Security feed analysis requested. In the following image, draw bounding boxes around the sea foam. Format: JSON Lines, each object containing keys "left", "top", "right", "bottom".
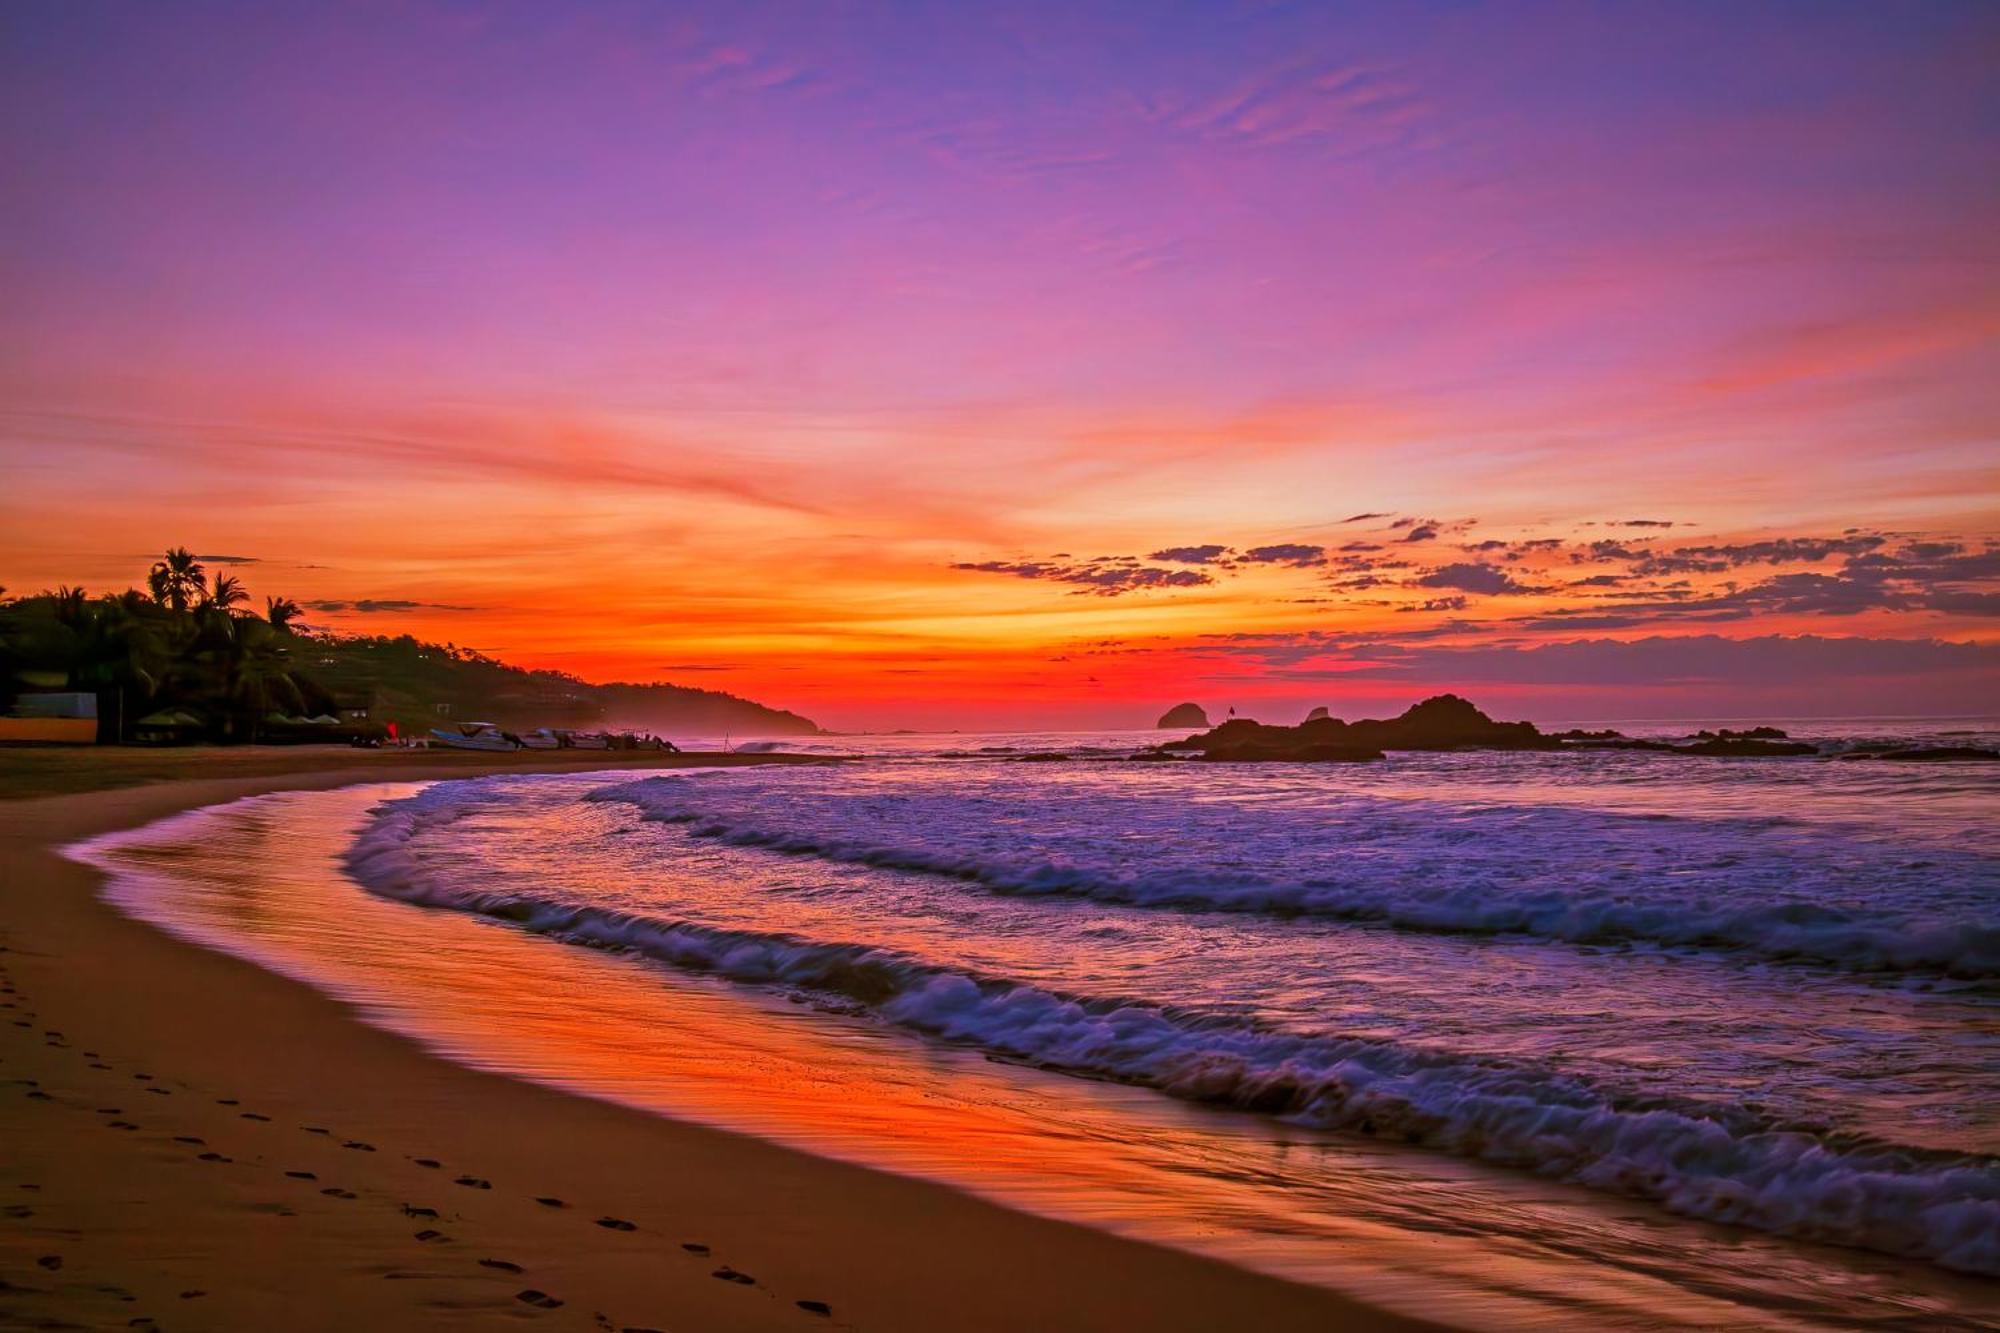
{"left": 346, "top": 779, "right": 2000, "bottom": 1275}
{"left": 588, "top": 774, "right": 2000, "bottom": 978}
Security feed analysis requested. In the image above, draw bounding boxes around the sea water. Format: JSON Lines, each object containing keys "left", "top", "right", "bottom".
{"left": 75, "top": 720, "right": 2000, "bottom": 1328}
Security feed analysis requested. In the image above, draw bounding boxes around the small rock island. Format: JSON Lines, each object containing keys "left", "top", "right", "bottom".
{"left": 1156, "top": 702, "right": 1210, "bottom": 729}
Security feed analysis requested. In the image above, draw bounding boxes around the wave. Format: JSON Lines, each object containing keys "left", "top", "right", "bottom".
{"left": 589, "top": 778, "right": 2000, "bottom": 980}
{"left": 347, "top": 782, "right": 2000, "bottom": 1275}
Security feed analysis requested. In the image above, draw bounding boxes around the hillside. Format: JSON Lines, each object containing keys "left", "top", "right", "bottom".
{"left": 300, "top": 635, "right": 821, "bottom": 737}
{"left": 0, "top": 561, "right": 819, "bottom": 742}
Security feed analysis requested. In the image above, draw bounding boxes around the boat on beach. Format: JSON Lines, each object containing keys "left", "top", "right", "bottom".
{"left": 517, "top": 728, "right": 563, "bottom": 750}
{"left": 429, "top": 722, "right": 520, "bottom": 752}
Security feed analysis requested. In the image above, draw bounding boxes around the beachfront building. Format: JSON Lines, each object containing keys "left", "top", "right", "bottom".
{"left": 0, "top": 691, "right": 98, "bottom": 744}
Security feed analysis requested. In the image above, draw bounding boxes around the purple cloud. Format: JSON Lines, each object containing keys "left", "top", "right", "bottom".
{"left": 1415, "top": 562, "right": 1528, "bottom": 595}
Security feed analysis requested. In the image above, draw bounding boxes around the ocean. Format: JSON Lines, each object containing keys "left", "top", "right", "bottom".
{"left": 73, "top": 719, "right": 2000, "bottom": 1328}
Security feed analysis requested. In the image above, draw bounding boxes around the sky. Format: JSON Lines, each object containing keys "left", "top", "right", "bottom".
{"left": 2, "top": 0, "right": 1996, "bottom": 729}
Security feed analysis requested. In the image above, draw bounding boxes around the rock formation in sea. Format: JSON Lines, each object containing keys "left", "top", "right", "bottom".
{"left": 1151, "top": 696, "right": 1976, "bottom": 763}
{"left": 1564, "top": 735, "right": 1818, "bottom": 757}
{"left": 1159, "top": 694, "right": 1555, "bottom": 762}
{"left": 1157, "top": 702, "right": 1210, "bottom": 729}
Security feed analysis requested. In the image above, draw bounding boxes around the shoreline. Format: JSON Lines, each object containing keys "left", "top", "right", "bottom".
{"left": 0, "top": 749, "right": 1434, "bottom": 1331}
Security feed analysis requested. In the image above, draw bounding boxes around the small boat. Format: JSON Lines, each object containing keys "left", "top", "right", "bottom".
{"left": 430, "top": 722, "right": 520, "bottom": 752}
{"left": 517, "top": 728, "right": 563, "bottom": 750}
{"left": 561, "top": 730, "right": 611, "bottom": 750}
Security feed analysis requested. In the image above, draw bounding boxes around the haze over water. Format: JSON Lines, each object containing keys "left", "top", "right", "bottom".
{"left": 78, "top": 721, "right": 2000, "bottom": 1329}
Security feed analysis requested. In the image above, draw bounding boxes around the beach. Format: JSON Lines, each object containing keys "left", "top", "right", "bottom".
{"left": 0, "top": 747, "right": 1428, "bottom": 1333}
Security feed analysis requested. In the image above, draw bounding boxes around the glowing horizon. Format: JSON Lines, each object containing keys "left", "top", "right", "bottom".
{"left": 3, "top": 1, "right": 1995, "bottom": 729}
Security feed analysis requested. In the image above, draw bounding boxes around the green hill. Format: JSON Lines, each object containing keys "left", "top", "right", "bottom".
{"left": 0, "top": 551, "right": 819, "bottom": 742}
{"left": 304, "top": 635, "right": 820, "bottom": 737}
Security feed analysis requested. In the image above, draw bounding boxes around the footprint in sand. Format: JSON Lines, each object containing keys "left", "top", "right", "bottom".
{"left": 796, "top": 1299, "right": 834, "bottom": 1316}
{"left": 413, "top": 1158, "right": 442, "bottom": 1168}
{"left": 241, "top": 1112, "right": 271, "bottom": 1122}
{"left": 402, "top": 1205, "right": 439, "bottom": 1220}
{"left": 711, "top": 1267, "right": 755, "bottom": 1286}
{"left": 285, "top": 1170, "right": 317, "bottom": 1180}
{"left": 36, "top": 1255, "right": 62, "bottom": 1271}
{"left": 515, "top": 1289, "right": 564, "bottom": 1309}
{"left": 454, "top": 1176, "right": 492, "bottom": 1190}
{"left": 479, "top": 1259, "right": 524, "bottom": 1273}
{"left": 413, "top": 1229, "right": 451, "bottom": 1243}
{"left": 173, "top": 1136, "right": 204, "bottom": 1145}
{"left": 320, "top": 1187, "right": 358, "bottom": 1200}
{"left": 594, "top": 1217, "right": 637, "bottom": 1232}
{"left": 679, "top": 1242, "right": 710, "bottom": 1255}
{"left": 534, "top": 1196, "right": 566, "bottom": 1209}
{"left": 343, "top": 1140, "right": 377, "bottom": 1151}
{"left": 197, "top": 1151, "right": 232, "bottom": 1163}
{"left": 302, "top": 1125, "right": 331, "bottom": 1135}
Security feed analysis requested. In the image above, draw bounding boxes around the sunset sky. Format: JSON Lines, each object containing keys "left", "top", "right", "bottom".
{"left": 3, "top": 1, "right": 1996, "bottom": 729}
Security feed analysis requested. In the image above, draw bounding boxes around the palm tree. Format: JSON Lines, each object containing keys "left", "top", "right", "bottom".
{"left": 229, "top": 620, "right": 305, "bottom": 739}
{"left": 52, "top": 585, "right": 90, "bottom": 626}
{"left": 149, "top": 547, "right": 206, "bottom": 613}
{"left": 265, "top": 595, "right": 302, "bottom": 633}
{"left": 208, "top": 573, "right": 248, "bottom": 613}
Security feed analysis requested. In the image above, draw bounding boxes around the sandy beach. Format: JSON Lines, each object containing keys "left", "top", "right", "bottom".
{"left": 0, "top": 748, "right": 1430, "bottom": 1332}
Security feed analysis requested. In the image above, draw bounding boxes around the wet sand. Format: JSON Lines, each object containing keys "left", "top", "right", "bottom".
{"left": 0, "top": 748, "right": 1432, "bottom": 1331}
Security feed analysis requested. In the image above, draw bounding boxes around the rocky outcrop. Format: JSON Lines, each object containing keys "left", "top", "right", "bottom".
{"left": 1344, "top": 695, "right": 1558, "bottom": 751}
{"left": 1183, "top": 720, "right": 1383, "bottom": 763}
{"left": 1159, "top": 694, "right": 1557, "bottom": 762}
{"left": 1157, "top": 702, "right": 1210, "bottom": 729}
{"left": 1564, "top": 736, "right": 1817, "bottom": 757}
{"left": 1674, "top": 737, "right": 1816, "bottom": 757}
{"left": 1304, "top": 706, "right": 1331, "bottom": 722}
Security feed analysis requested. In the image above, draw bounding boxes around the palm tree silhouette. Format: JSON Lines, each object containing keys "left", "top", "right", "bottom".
{"left": 149, "top": 548, "right": 207, "bottom": 613}
{"left": 265, "top": 596, "right": 302, "bottom": 633}
{"left": 207, "top": 573, "right": 249, "bottom": 613}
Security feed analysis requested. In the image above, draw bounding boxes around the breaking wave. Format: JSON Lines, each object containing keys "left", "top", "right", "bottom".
{"left": 347, "top": 781, "right": 2000, "bottom": 1275}
{"left": 589, "top": 776, "right": 2000, "bottom": 979}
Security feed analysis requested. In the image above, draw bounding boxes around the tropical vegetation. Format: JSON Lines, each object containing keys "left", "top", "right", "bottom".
{"left": 0, "top": 549, "right": 819, "bottom": 742}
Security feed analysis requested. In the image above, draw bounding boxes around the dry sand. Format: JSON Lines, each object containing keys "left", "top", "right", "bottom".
{"left": 0, "top": 748, "right": 1435, "bottom": 1331}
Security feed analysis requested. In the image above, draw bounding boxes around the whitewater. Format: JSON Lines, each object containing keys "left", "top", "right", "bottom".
{"left": 77, "top": 721, "right": 2000, "bottom": 1327}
